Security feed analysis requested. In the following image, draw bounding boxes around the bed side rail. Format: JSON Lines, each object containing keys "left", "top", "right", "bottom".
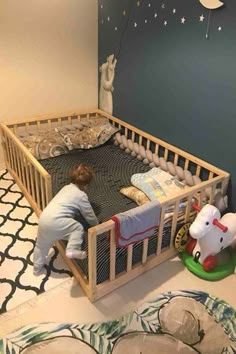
{"left": 4, "top": 110, "right": 99, "bottom": 132}
{"left": 0, "top": 123, "right": 52, "bottom": 215}
{"left": 96, "top": 109, "right": 230, "bottom": 197}
{"left": 87, "top": 174, "right": 224, "bottom": 301}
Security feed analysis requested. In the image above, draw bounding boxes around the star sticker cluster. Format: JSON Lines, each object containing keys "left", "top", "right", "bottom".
{"left": 99, "top": 0, "right": 223, "bottom": 35}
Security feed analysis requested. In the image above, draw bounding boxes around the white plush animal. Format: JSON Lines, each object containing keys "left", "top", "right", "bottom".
{"left": 188, "top": 204, "right": 236, "bottom": 270}
{"left": 99, "top": 54, "right": 117, "bottom": 114}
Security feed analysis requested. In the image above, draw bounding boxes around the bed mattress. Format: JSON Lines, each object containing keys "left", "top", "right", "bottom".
{"left": 40, "top": 143, "right": 174, "bottom": 284}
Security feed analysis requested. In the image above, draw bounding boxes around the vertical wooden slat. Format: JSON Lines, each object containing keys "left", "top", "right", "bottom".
{"left": 88, "top": 229, "right": 97, "bottom": 299}
{"left": 221, "top": 175, "right": 230, "bottom": 196}
{"left": 25, "top": 160, "right": 31, "bottom": 194}
{"left": 185, "top": 195, "right": 193, "bottom": 222}
{"left": 199, "top": 189, "right": 205, "bottom": 208}
{"left": 12, "top": 141, "right": 18, "bottom": 172}
{"left": 139, "top": 135, "right": 142, "bottom": 146}
{"left": 34, "top": 170, "right": 40, "bottom": 206}
{"left": 126, "top": 244, "right": 133, "bottom": 271}
{"left": 40, "top": 175, "right": 46, "bottom": 210}
{"left": 109, "top": 229, "right": 116, "bottom": 281}
{"left": 170, "top": 201, "right": 179, "bottom": 244}
{"left": 8, "top": 139, "right": 14, "bottom": 170}
{"left": 157, "top": 209, "right": 165, "bottom": 255}
{"left": 142, "top": 239, "right": 149, "bottom": 264}
{"left": 47, "top": 120, "right": 51, "bottom": 130}
{"left": 131, "top": 131, "right": 135, "bottom": 142}
{"left": 164, "top": 148, "right": 168, "bottom": 160}
{"left": 146, "top": 140, "right": 150, "bottom": 150}
{"left": 37, "top": 120, "right": 41, "bottom": 131}
{"left": 209, "top": 183, "right": 216, "bottom": 204}
{"left": 29, "top": 164, "right": 36, "bottom": 201}
{"left": 14, "top": 143, "right": 21, "bottom": 178}
{"left": 208, "top": 172, "right": 214, "bottom": 180}
{"left": 20, "top": 152, "right": 27, "bottom": 188}
{"left": 6, "top": 136, "right": 11, "bottom": 167}
{"left": 174, "top": 154, "right": 179, "bottom": 166}
{"left": 184, "top": 159, "right": 189, "bottom": 171}
{"left": 11, "top": 140, "right": 16, "bottom": 171}
{"left": 196, "top": 165, "right": 201, "bottom": 176}
{"left": 124, "top": 127, "right": 128, "bottom": 137}
{"left": 1, "top": 132, "right": 10, "bottom": 167}
{"left": 45, "top": 175, "right": 52, "bottom": 205}
{"left": 155, "top": 144, "right": 159, "bottom": 155}
{"left": 20, "top": 154, "right": 27, "bottom": 184}
{"left": 7, "top": 137, "right": 13, "bottom": 169}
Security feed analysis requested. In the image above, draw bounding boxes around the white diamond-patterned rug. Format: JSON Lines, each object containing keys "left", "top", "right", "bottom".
{"left": 0, "top": 170, "right": 72, "bottom": 314}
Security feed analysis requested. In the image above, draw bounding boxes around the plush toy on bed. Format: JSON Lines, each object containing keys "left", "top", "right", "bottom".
{"left": 186, "top": 204, "right": 236, "bottom": 272}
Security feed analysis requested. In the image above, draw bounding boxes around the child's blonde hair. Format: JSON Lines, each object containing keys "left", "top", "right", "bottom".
{"left": 69, "top": 164, "right": 94, "bottom": 187}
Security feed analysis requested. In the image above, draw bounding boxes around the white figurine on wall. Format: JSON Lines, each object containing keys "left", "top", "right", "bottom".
{"left": 99, "top": 54, "right": 117, "bottom": 115}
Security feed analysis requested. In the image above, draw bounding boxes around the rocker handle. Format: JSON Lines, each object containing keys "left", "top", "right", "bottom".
{"left": 192, "top": 203, "right": 201, "bottom": 212}
{"left": 192, "top": 203, "right": 228, "bottom": 233}
{"left": 213, "top": 219, "right": 228, "bottom": 233}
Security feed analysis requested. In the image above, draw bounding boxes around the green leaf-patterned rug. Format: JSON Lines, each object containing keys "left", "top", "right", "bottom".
{"left": 0, "top": 290, "right": 235, "bottom": 354}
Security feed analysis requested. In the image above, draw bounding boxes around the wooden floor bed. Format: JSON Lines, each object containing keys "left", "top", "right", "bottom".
{"left": 0, "top": 109, "right": 230, "bottom": 302}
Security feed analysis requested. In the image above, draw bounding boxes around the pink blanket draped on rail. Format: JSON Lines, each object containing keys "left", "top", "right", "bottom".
{"left": 111, "top": 201, "right": 161, "bottom": 247}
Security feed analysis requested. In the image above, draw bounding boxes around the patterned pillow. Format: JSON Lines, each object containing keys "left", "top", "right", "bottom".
{"left": 120, "top": 186, "right": 183, "bottom": 215}
{"left": 120, "top": 186, "right": 150, "bottom": 205}
{"left": 18, "top": 117, "right": 119, "bottom": 160}
{"left": 131, "top": 168, "right": 187, "bottom": 201}
{"left": 70, "top": 122, "right": 119, "bottom": 149}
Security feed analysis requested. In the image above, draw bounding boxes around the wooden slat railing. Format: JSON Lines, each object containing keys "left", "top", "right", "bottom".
{"left": 0, "top": 108, "right": 230, "bottom": 302}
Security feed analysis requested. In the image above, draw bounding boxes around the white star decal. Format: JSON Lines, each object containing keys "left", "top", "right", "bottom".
{"left": 134, "top": 22, "right": 138, "bottom": 28}
{"left": 115, "top": 27, "right": 118, "bottom": 31}
{"left": 164, "top": 20, "right": 167, "bottom": 26}
{"left": 148, "top": 3, "right": 151, "bottom": 7}
{"left": 101, "top": 4, "right": 103, "bottom": 9}
{"left": 200, "top": 15, "right": 205, "bottom": 22}
{"left": 101, "top": 19, "right": 104, "bottom": 25}
{"left": 107, "top": 16, "right": 110, "bottom": 22}
{"left": 154, "top": 13, "right": 158, "bottom": 18}
{"left": 218, "top": 26, "right": 222, "bottom": 31}
{"left": 161, "top": 3, "right": 165, "bottom": 9}
{"left": 181, "top": 17, "right": 186, "bottom": 24}
{"left": 145, "top": 19, "right": 148, "bottom": 23}
{"left": 173, "top": 9, "right": 176, "bottom": 14}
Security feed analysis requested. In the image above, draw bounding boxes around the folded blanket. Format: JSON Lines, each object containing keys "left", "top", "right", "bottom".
{"left": 111, "top": 200, "right": 161, "bottom": 247}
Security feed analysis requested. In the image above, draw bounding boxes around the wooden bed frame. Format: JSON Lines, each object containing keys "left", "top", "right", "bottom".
{"left": 0, "top": 109, "right": 230, "bottom": 302}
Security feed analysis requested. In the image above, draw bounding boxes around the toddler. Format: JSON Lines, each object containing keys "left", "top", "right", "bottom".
{"left": 33, "top": 163, "right": 99, "bottom": 275}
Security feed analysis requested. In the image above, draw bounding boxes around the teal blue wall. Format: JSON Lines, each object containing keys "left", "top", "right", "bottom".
{"left": 99, "top": 0, "right": 236, "bottom": 211}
